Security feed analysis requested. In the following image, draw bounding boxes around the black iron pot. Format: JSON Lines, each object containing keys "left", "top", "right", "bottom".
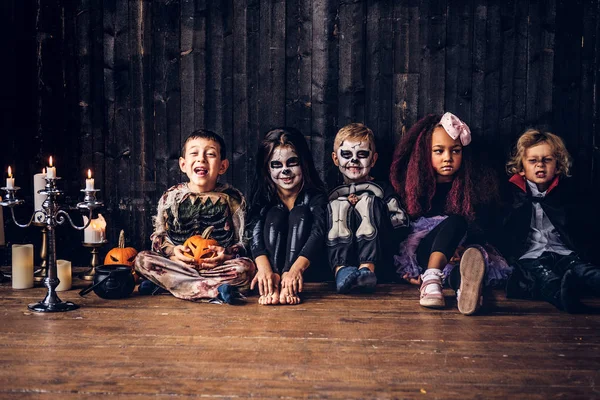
{"left": 79, "top": 264, "right": 135, "bottom": 299}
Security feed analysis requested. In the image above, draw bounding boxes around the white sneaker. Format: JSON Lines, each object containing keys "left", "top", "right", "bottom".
{"left": 420, "top": 269, "right": 445, "bottom": 308}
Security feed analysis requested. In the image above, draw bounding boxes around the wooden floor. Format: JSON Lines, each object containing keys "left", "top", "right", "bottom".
{"left": 1, "top": 269, "right": 600, "bottom": 399}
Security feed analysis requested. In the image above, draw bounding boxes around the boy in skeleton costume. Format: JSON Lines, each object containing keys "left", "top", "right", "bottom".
{"left": 328, "top": 123, "right": 409, "bottom": 293}
{"left": 134, "top": 130, "right": 255, "bottom": 303}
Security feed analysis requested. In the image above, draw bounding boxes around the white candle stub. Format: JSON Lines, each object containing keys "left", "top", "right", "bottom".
{"left": 85, "top": 169, "right": 94, "bottom": 190}
{"left": 12, "top": 244, "right": 34, "bottom": 289}
{"left": 0, "top": 196, "right": 4, "bottom": 247}
{"left": 47, "top": 156, "right": 56, "bottom": 179}
{"left": 56, "top": 259, "right": 72, "bottom": 291}
{"left": 6, "top": 166, "right": 14, "bottom": 189}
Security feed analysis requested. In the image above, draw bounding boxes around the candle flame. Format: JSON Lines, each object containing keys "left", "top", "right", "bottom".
{"left": 87, "top": 169, "right": 92, "bottom": 179}
{"left": 49, "top": 156, "right": 53, "bottom": 167}
{"left": 42, "top": 168, "right": 46, "bottom": 174}
{"left": 7, "top": 166, "right": 12, "bottom": 178}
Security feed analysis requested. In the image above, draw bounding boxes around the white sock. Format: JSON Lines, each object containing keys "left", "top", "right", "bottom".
{"left": 421, "top": 269, "right": 443, "bottom": 295}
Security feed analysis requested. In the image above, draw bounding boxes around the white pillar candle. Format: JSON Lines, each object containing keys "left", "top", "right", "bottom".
{"left": 83, "top": 214, "right": 106, "bottom": 243}
{"left": 12, "top": 244, "right": 34, "bottom": 289}
{"left": 56, "top": 259, "right": 72, "bottom": 291}
{"left": 33, "top": 171, "right": 47, "bottom": 212}
{"left": 0, "top": 196, "right": 4, "bottom": 247}
{"left": 6, "top": 167, "right": 14, "bottom": 189}
{"left": 85, "top": 169, "right": 94, "bottom": 190}
{"left": 46, "top": 157, "right": 56, "bottom": 179}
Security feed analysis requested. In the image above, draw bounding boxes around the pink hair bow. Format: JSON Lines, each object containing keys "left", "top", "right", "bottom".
{"left": 439, "top": 112, "right": 471, "bottom": 146}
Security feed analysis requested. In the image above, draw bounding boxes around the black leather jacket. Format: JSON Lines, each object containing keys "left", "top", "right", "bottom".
{"left": 249, "top": 188, "right": 327, "bottom": 263}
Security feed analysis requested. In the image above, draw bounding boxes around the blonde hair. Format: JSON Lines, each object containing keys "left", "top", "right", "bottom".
{"left": 506, "top": 128, "right": 572, "bottom": 177}
{"left": 333, "top": 123, "right": 376, "bottom": 152}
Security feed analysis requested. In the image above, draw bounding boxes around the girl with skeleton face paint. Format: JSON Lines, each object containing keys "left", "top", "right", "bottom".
{"left": 248, "top": 128, "right": 329, "bottom": 306}
{"left": 269, "top": 146, "right": 303, "bottom": 195}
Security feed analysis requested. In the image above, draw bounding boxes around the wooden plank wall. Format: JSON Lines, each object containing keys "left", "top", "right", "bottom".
{"left": 0, "top": 0, "right": 599, "bottom": 263}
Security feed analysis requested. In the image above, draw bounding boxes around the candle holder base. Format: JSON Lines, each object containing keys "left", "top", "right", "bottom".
{"left": 33, "top": 270, "right": 47, "bottom": 283}
{"left": 79, "top": 241, "right": 106, "bottom": 281}
{"left": 28, "top": 300, "right": 79, "bottom": 313}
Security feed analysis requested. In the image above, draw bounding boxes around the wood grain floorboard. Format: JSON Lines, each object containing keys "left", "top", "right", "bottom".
{"left": 1, "top": 268, "right": 599, "bottom": 399}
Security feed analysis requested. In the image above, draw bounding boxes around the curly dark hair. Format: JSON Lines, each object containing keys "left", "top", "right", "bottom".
{"left": 390, "top": 114, "right": 499, "bottom": 221}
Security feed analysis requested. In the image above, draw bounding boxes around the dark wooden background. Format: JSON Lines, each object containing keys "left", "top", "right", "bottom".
{"left": 0, "top": 0, "right": 599, "bottom": 265}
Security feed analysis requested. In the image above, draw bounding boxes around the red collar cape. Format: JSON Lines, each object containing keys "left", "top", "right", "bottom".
{"left": 509, "top": 174, "right": 559, "bottom": 194}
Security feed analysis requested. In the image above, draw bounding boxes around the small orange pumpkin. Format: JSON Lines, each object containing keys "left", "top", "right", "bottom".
{"left": 183, "top": 226, "right": 219, "bottom": 262}
{"left": 104, "top": 230, "right": 138, "bottom": 267}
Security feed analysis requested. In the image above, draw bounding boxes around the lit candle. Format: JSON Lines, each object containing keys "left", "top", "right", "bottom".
{"left": 84, "top": 214, "right": 106, "bottom": 243}
{"left": 0, "top": 195, "right": 4, "bottom": 247}
{"left": 6, "top": 166, "right": 14, "bottom": 189}
{"left": 85, "top": 169, "right": 95, "bottom": 190}
{"left": 12, "top": 244, "right": 34, "bottom": 289}
{"left": 34, "top": 169, "right": 47, "bottom": 212}
{"left": 56, "top": 259, "right": 72, "bottom": 291}
{"left": 46, "top": 157, "right": 56, "bottom": 179}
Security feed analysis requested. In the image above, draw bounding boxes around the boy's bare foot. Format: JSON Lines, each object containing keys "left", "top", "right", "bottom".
{"left": 279, "top": 285, "right": 301, "bottom": 305}
{"left": 258, "top": 274, "right": 281, "bottom": 306}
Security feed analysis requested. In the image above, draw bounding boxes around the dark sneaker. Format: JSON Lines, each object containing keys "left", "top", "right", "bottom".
{"left": 138, "top": 280, "right": 167, "bottom": 296}
{"left": 335, "top": 266, "right": 360, "bottom": 294}
{"left": 356, "top": 268, "right": 377, "bottom": 292}
{"left": 217, "top": 283, "right": 242, "bottom": 305}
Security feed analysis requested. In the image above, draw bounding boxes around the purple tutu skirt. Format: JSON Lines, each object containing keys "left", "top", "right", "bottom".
{"left": 394, "top": 216, "right": 512, "bottom": 287}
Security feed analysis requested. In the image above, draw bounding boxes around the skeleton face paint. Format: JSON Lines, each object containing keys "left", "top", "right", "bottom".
{"left": 269, "top": 146, "right": 303, "bottom": 194}
{"left": 335, "top": 140, "right": 374, "bottom": 183}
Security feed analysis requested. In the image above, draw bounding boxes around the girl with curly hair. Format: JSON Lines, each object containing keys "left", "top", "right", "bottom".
{"left": 390, "top": 113, "right": 511, "bottom": 314}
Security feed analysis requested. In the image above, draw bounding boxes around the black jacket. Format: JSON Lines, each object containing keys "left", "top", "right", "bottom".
{"left": 248, "top": 188, "right": 327, "bottom": 264}
{"left": 497, "top": 174, "right": 597, "bottom": 264}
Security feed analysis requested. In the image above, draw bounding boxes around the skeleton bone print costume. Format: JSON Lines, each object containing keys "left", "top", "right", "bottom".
{"left": 327, "top": 181, "right": 409, "bottom": 276}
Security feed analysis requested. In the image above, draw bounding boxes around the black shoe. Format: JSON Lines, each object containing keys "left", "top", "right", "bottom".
{"left": 560, "top": 270, "right": 584, "bottom": 313}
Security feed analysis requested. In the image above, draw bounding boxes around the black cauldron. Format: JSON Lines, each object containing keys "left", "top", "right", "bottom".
{"left": 79, "top": 264, "right": 135, "bottom": 299}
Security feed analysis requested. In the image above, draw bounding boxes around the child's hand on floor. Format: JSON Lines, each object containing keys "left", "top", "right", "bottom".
{"left": 171, "top": 245, "right": 196, "bottom": 264}
{"left": 197, "top": 245, "right": 233, "bottom": 269}
{"left": 251, "top": 268, "right": 278, "bottom": 296}
{"left": 402, "top": 273, "right": 422, "bottom": 286}
{"left": 281, "top": 268, "right": 303, "bottom": 296}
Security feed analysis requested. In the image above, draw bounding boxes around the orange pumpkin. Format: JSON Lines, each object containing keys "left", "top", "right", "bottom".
{"left": 104, "top": 230, "right": 138, "bottom": 267}
{"left": 183, "top": 226, "right": 219, "bottom": 262}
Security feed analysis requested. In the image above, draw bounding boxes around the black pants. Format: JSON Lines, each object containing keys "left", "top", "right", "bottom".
{"left": 415, "top": 215, "right": 467, "bottom": 290}
{"left": 416, "top": 215, "right": 467, "bottom": 269}
{"left": 508, "top": 252, "right": 600, "bottom": 308}
{"left": 263, "top": 205, "right": 328, "bottom": 281}
{"left": 326, "top": 196, "right": 387, "bottom": 271}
